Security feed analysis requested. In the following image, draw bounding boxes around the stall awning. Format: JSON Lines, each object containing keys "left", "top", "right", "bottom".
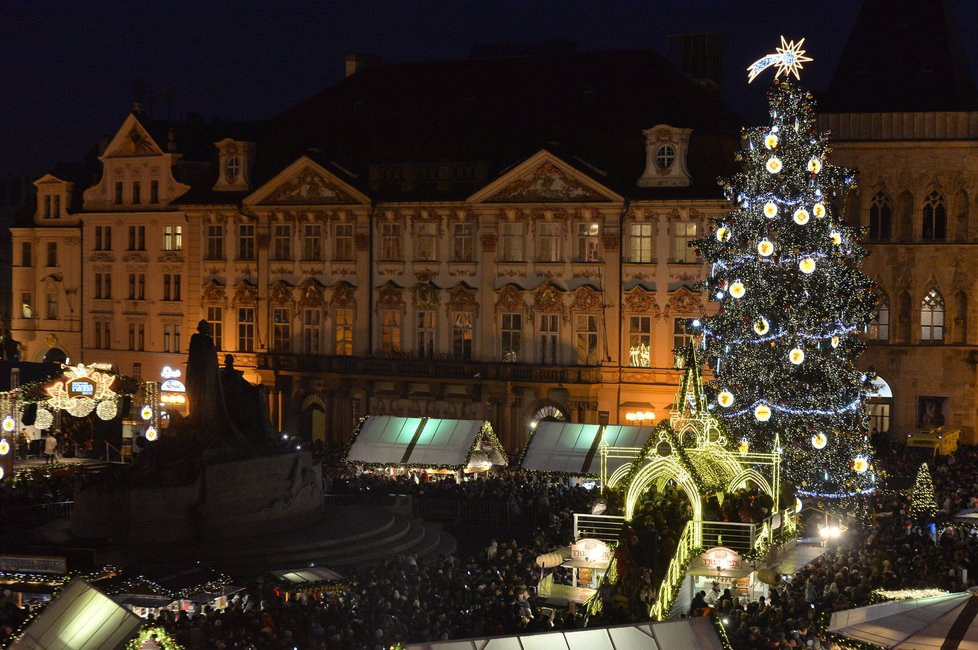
{"left": 405, "top": 618, "right": 723, "bottom": 649}
{"left": 346, "top": 416, "right": 506, "bottom": 469}
{"left": 270, "top": 567, "right": 346, "bottom": 585}
{"left": 520, "top": 422, "right": 655, "bottom": 476}
{"left": 11, "top": 579, "right": 142, "bottom": 650}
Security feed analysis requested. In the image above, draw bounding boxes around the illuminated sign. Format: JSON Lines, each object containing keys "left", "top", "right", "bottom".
{"left": 160, "top": 379, "right": 186, "bottom": 393}
{"left": 701, "top": 546, "right": 743, "bottom": 571}
{"left": 69, "top": 379, "right": 95, "bottom": 397}
{"left": 570, "top": 538, "right": 612, "bottom": 564}
{"left": 161, "top": 366, "right": 182, "bottom": 379}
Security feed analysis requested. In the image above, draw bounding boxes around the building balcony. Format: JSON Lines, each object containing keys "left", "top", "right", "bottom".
{"left": 256, "top": 352, "right": 604, "bottom": 384}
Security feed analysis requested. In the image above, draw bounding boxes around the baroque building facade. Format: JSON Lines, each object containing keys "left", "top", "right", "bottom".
{"left": 10, "top": 47, "right": 740, "bottom": 452}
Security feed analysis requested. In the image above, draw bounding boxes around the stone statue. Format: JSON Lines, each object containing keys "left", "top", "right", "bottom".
{"left": 186, "top": 320, "right": 250, "bottom": 449}
{"left": 221, "top": 354, "right": 274, "bottom": 445}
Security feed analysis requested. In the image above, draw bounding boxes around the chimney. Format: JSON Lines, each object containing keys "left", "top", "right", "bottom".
{"left": 345, "top": 53, "right": 382, "bottom": 77}
{"left": 667, "top": 33, "right": 721, "bottom": 91}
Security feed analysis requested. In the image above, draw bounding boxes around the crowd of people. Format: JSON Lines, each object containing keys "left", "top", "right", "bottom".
{"left": 5, "top": 443, "right": 978, "bottom": 648}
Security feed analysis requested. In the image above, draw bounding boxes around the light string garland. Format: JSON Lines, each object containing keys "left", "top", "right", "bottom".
{"left": 694, "top": 41, "right": 876, "bottom": 496}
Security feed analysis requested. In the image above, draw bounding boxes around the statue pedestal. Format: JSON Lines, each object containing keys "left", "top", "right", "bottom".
{"left": 71, "top": 452, "right": 324, "bottom": 544}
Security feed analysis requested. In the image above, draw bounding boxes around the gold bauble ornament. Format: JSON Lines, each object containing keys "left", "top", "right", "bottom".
{"left": 757, "top": 238, "right": 775, "bottom": 257}
{"left": 808, "top": 157, "right": 822, "bottom": 174}
{"left": 799, "top": 257, "right": 816, "bottom": 274}
{"left": 766, "top": 157, "right": 783, "bottom": 174}
{"left": 765, "top": 134, "right": 779, "bottom": 149}
{"left": 813, "top": 202, "right": 826, "bottom": 218}
{"left": 830, "top": 231, "right": 842, "bottom": 246}
{"left": 793, "top": 208, "right": 810, "bottom": 225}
{"left": 754, "top": 403, "right": 772, "bottom": 422}
{"left": 789, "top": 347, "right": 805, "bottom": 364}
{"left": 853, "top": 456, "right": 869, "bottom": 474}
{"left": 718, "top": 389, "right": 735, "bottom": 408}
{"left": 729, "top": 281, "right": 746, "bottom": 299}
{"left": 716, "top": 226, "right": 731, "bottom": 242}
{"left": 812, "top": 433, "right": 827, "bottom": 449}
{"left": 763, "top": 202, "right": 778, "bottom": 218}
{"left": 753, "top": 317, "right": 770, "bottom": 335}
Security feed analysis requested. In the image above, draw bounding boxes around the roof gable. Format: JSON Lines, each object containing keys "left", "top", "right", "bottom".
{"left": 245, "top": 156, "right": 370, "bottom": 206}
{"left": 468, "top": 150, "right": 622, "bottom": 203}
{"left": 101, "top": 113, "right": 165, "bottom": 158}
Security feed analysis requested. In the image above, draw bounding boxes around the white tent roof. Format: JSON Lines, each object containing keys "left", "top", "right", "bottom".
{"left": 347, "top": 416, "right": 502, "bottom": 468}
{"left": 828, "top": 589, "right": 978, "bottom": 649}
{"left": 520, "top": 422, "right": 654, "bottom": 475}
{"left": 269, "top": 567, "right": 346, "bottom": 584}
{"left": 11, "top": 579, "right": 143, "bottom": 650}
{"left": 405, "top": 618, "right": 722, "bottom": 650}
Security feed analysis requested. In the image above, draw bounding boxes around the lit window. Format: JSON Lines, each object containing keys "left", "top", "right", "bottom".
{"left": 499, "top": 222, "right": 524, "bottom": 262}
{"left": 334, "top": 307, "right": 353, "bottom": 355}
{"left": 538, "top": 222, "right": 561, "bottom": 262}
{"left": 868, "top": 292, "right": 890, "bottom": 341}
{"left": 206, "top": 307, "right": 224, "bottom": 350}
{"left": 673, "top": 222, "right": 698, "bottom": 263}
{"left": 629, "top": 316, "right": 652, "bottom": 367}
{"left": 629, "top": 223, "right": 654, "bottom": 263}
{"left": 452, "top": 312, "right": 473, "bottom": 360}
{"left": 577, "top": 222, "right": 600, "bottom": 262}
{"left": 501, "top": 313, "right": 522, "bottom": 362}
{"left": 920, "top": 289, "right": 945, "bottom": 342}
{"left": 238, "top": 308, "right": 255, "bottom": 352}
{"left": 163, "top": 225, "right": 183, "bottom": 251}
{"left": 273, "top": 308, "right": 291, "bottom": 351}
{"left": 381, "top": 310, "right": 401, "bottom": 353}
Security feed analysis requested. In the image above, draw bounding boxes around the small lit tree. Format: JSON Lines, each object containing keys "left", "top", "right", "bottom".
{"left": 909, "top": 463, "right": 938, "bottom": 521}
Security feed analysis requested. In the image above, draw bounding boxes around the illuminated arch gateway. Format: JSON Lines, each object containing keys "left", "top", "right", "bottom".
{"left": 602, "top": 344, "right": 783, "bottom": 548}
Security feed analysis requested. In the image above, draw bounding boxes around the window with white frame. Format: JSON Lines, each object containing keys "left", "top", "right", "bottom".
{"left": 238, "top": 223, "right": 255, "bottom": 260}
{"left": 499, "top": 222, "right": 524, "bottom": 262}
{"left": 672, "top": 222, "right": 698, "bottom": 262}
{"left": 576, "top": 314, "right": 599, "bottom": 365}
{"left": 206, "top": 224, "right": 224, "bottom": 260}
{"left": 452, "top": 312, "right": 473, "bottom": 360}
{"left": 452, "top": 222, "right": 474, "bottom": 261}
{"left": 238, "top": 308, "right": 255, "bottom": 352}
{"left": 629, "top": 223, "right": 654, "bottom": 263}
{"left": 539, "top": 313, "right": 559, "bottom": 364}
{"left": 207, "top": 306, "right": 223, "bottom": 350}
{"left": 334, "top": 223, "right": 354, "bottom": 261}
{"left": 272, "top": 308, "right": 291, "bottom": 351}
{"left": 303, "top": 223, "right": 322, "bottom": 261}
{"left": 577, "top": 222, "right": 600, "bottom": 262}
{"left": 381, "top": 309, "right": 401, "bottom": 353}
{"left": 380, "top": 223, "right": 401, "bottom": 261}
{"left": 273, "top": 223, "right": 292, "bottom": 260}
{"left": 501, "top": 313, "right": 522, "bottom": 362}
{"left": 162, "top": 273, "right": 182, "bottom": 301}
{"left": 416, "top": 310, "right": 435, "bottom": 358}
{"left": 921, "top": 289, "right": 945, "bottom": 342}
{"left": 416, "top": 222, "right": 437, "bottom": 261}
{"left": 537, "top": 222, "right": 562, "bottom": 262}
{"left": 163, "top": 225, "right": 183, "bottom": 251}
{"left": 334, "top": 307, "right": 353, "bottom": 355}
{"left": 628, "top": 316, "right": 652, "bottom": 367}
{"left": 302, "top": 308, "right": 321, "bottom": 354}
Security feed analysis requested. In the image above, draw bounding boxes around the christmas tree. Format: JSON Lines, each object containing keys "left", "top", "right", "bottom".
{"left": 909, "top": 463, "right": 938, "bottom": 521}
{"left": 695, "top": 38, "right": 876, "bottom": 495}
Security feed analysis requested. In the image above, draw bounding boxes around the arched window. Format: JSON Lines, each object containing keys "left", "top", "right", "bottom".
{"left": 955, "top": 189, "right": 969, "bottom": 242}
{"left": 869, "top": 191, "right": 892, "bottom": 241}
{"left": 922, "top": 191, "right": 946, "bottom": 241}
{"left": 920, "top": 289, "right": 945, "bottom": 342}
{"left": 868, "top": 291, "right": 890, "bottom": 341}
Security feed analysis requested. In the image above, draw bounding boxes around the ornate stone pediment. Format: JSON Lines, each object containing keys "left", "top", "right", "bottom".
{"left": 624, "top": 286, "right": 660, "bottom": 318}
{"left": 413, "top": 282, "right": 440, "bottom": 310}
{"left": 232, "top": 281, "right": 259, "bottom": 307}
{"left": 298, "top": 279, "right": 326, "bottom": 307}
{"left": 270, "top": 281, "right": 294, "bottom": 306}
{"left": 261, "top": 166, "right": 358, "bottom": 204}
{"left": 484, "top": 161, "right": 606, "bottom": 203}
{"left": 201, "top": 280, "right": 226, "bottom": 304}
{"left": 664, "top": 286, "right": 702, "bottom": 317}
{"left": 496, "top": 284, "right": 526, "bottom": 313}
{"left": 533, "top": 281, "right": 565, "bottom": 313}
{"left": 572, "top": 286, "right": 602, "bottom": 312}
{"left": 447, "top": 283, "right": 478, "bottom": 316}
{"left": 377, "top": 282, "right": 405, "bottom": 311}
{"left": 331, "top": 282, "right": 356, "bottom": 307}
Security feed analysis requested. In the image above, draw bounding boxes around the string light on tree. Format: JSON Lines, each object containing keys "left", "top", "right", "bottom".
{"left": 909, "top": 463, "right": 938, "bottom": 521}
{"left": 695, "top": 36, "right": 876, "bottom": 495}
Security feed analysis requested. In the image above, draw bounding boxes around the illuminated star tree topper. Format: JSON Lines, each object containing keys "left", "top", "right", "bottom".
{"left": 747, "top": 36, "right": 814, "bottom": 84}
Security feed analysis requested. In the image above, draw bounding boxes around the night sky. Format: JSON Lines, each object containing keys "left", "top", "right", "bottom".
{"left": 3, "top": 0, "right": 977, "bottom": 175}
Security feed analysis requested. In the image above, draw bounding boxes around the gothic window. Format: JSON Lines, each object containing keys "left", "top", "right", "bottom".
{"left": 922, "top": 191, "right": 946, "bottom": 241}
{"left": 920, "top": 289, "right": 945, "bottom": 342}
{"left": 868, "top": 291, "right": 890, "bottom": 342}
{"left": 869, "top": 191, "right": 892, "bottom": 241}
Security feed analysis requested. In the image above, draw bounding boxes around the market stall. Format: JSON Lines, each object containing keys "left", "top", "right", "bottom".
{"left": 535, "top": 538, "right": 613, "bottom": 607}
{"left": 267, "top": 566, "right": 348, "bottom": 601}
{"left": 519, "top": 422, "right": 654, "bottom": 476}
{"left": 346, "top": 416, "right": 506, "bottom": 474}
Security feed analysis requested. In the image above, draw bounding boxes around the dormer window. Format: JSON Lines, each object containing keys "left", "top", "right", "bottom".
{"left": 213, "top": 139, "right": 254, "bottom": 192}
{"left": 655, "top": 145, "right": 676, "bottom": 170}
{"left": 638, "top": 124, "right": 692, "bottom": 188}
{"left": 226, "top": 156, "right": 241, "bottom": 181}
{"left": 33, "top": 175, "right": 73, "bottom": 221}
